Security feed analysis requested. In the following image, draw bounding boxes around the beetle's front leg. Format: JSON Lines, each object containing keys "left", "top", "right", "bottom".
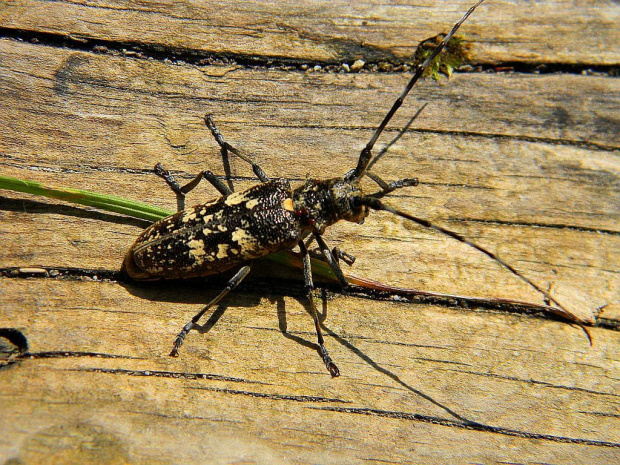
{"left": 169, "top": 264, "right": 252, "bottom": 357}
{"left": 366, "top": 172, "right": 419, "bottom": 199}
{"left": 299, "top": 241, "right": 340, "bottom": 377}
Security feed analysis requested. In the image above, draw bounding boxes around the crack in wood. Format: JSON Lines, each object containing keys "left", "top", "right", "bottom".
{"left": 74, "top": 366, "right": 266, "bottom": 385}
{"left": 190, "top": 385, "right": 350, "bottom": 403}
{"left": 0, "top": 27, "right": 617, "bottom": 76}
{"left": 1, "top": 266, "right": 616, "bottom": 332}
{"left": 310, "top": 406, "right": 620, "bottom": 448}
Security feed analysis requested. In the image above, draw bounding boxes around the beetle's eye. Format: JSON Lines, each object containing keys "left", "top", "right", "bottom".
{"left": 351, "top": 196, "right": 362, "bottom": 210}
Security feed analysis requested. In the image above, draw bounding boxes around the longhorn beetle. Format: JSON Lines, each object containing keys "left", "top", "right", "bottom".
{"left": 122, "top": 0, "right": 577, "bottom": 377}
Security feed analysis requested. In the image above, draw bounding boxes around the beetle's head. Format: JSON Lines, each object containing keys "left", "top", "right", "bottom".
{"left": 292, "top": 178, "right": 369, "bottom": 233}
{"left": 329, "top": 178, "right": 369, "bottom": 224}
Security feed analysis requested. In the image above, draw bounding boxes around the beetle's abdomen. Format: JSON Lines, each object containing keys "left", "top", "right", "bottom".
{"left": 124, "top": 179, "right": 301, "bottom": 280}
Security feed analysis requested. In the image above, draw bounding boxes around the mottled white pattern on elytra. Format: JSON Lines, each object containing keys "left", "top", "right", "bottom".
{"left": 231, "top": 227, "right": 257, "bottom": 254}
{"left": 217, "top": 244, "right": 230, "bottom": 259}
{"left": 187, "top": 239, "right": 206, "bottom": 264}
{"left": 182, "top": 212, "right": 197, "bottom": 223}
{"left": 245, "top": 198, "right": 259, "bottom": 209}
{"left": 224, "top": 191, "right": 248, "bottom": 206}
{"left": 231, "top": 228, "right": 252, "bottom": 243}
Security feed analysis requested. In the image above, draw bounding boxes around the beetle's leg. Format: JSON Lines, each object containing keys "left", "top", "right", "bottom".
{"left": 313, "top": 234, "right": 349, "bottom": 289}
{"left": 332, "top": 247, "right": 356, "bottom": 266}
{"left": 154, "top": 163, "right": 232, "bottom": 211}
{"left": 366, "top": 172, "right": 419, "bottom": 199}
{"left": 299, "top": 241, "right": 340, "bottom": 377}
{"left": 169, "top": 264, "right": 252, "bottom": 357}
{"left": 204, "top": 114, "right": 271, "bottom": 183}
{"left": 307, "top": 232, "right": 355, "bottom": 267}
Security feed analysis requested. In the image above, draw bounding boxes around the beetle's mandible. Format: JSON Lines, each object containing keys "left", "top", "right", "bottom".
{"left": 122, "top": 0, "right": 573, "bottom": 377}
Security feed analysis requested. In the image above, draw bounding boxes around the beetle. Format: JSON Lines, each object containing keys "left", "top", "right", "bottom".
{"left": 121, "top": 0, "right": 578, "bottom": 377}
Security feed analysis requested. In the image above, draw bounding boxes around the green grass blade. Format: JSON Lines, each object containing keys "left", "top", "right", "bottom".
{"left": 0, "top": 175, "right": 172, "bottom": 222}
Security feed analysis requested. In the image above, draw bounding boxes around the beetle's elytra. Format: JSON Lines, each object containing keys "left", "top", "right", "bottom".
{"left": 122, "top": 0, "right": 573, "bottom": 377}
{"left": 123, "top": 179, "right": 301, "bottom": 280}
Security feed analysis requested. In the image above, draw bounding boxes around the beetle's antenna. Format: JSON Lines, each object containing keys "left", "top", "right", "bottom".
{"left": 360, "top": 196, "right": 588, "bottom": 325}
{"left": 365, "top": 103, "right": 429, "bottom": 174}
{"left": 349, "top": 0, "right": 485, "bottom": 182}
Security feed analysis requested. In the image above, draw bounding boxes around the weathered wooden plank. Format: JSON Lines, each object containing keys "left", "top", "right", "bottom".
{"left": 0, "top": 2, "right": 619, "bottom": 463}
{"left": 0, "top": 0, "right": 618, "bottom": 65}
{"left": 1, "top": 278, "right": 619, "bottom": 464}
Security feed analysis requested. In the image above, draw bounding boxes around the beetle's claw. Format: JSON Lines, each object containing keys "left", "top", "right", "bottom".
{"left": 327, "top": 360, "right": 341, "bottom": 378}
{"left": 319, "top": 346, "right": 340, "bottom": 377}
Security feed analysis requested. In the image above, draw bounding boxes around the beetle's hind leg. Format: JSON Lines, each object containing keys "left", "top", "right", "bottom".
{"left": 154, "top": 163, "right": 232, "bottom": 211}
{"left": 299, "top": 241, "right": 340, "bottom": 377}
{"left": 204, "top": 114, "right": 270, "bottom": 183}
{"left": 169, "top": 264, "right": 252, "bottom": 357}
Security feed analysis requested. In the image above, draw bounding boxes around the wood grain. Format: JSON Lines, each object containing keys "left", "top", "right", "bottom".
{"left": 0, "top": 0, "right": 618, "bottom": 64}
{"left": 1, "top": 1, "right": 619, "bottom": 464}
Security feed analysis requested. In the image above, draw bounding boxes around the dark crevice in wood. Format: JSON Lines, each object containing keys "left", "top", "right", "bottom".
{"left": 309, "top": 406, "right": 620, "bottom": 447}
{"left": 0, "top": 266, "right": 122, "bottom": 282}
{"left": 337, "top": 405, "right": 619, "bottom": 443}
{"left": 0, "top": 26, "right": 390, "bottom": 71}
{"left": 189, "top": 385, "right": 350, "bottom": 403}
{"left": 250, "top": 123, "right": 619, "bottom": 152}
{"left": 13, "top": 351, "right": 139, "bottom": 360}
{"left": 596, "top": 318, "right": 620, "bottom": 331}
{"left": 0, "top": 343, "right": 140, "bottom": 369}
{"left": 410, "top": 127, "right": 620, "bottom": 152}
{"left": 434, "top": 367, "right": 620, "bottom": 398}
{"left": 449, "top": 217, "right": 620, "bottom": 237}
{"left": 0, "top": 27, "right": 618, "bottom": 76}
{"left": 73, "top": 367, "right": 267, "bottom": 385}
{"left": 0, "top": 157, "right": 155, "bottom": 177}
{"left": 1, "top": 267, "right": 615, "bottom": 331}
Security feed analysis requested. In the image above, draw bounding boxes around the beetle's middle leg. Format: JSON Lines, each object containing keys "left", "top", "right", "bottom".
{"left": 299, "top": 241, "right": 340, "bottom": 377}
{"left": 154, "top": 162, "right": 232, "bottom": 212}
{"left": 204, "top": 114, "right": 270, "bottom": 183}
{"left": 169, "top": 264, "right": 252, "bottom": 357}
{"left": 313, "top": 233, "right": 349, "bottom": 289}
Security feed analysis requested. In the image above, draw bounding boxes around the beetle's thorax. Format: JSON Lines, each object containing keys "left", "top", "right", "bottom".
{"left": 292, "top": 178, "right": 369, "bottom": 234}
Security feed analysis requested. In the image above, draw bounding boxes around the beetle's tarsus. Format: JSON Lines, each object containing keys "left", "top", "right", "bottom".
{"left": 321, "top": 347, "right": 340, "bottom": 378}
{"left": 169, "top": 323, "right": 193, "bottom": 357}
